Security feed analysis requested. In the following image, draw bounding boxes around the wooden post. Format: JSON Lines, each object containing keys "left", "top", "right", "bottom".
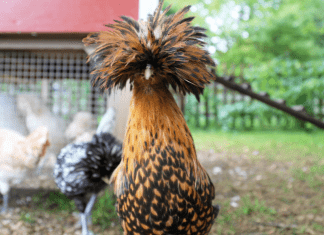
{"left": 90, "top": 86, "right": 97, "bottom": 115}
{"left": 223, "top": 64, "right": 228, "bottom": 105}
{"left": 41, "top": 79, "right": 49, "bottom": 106}
{"left": 88, "top": 57, "right": 98, "bottom": 115}
{"left": 205, "top": 92, "right": 209, "bottom": 128}
{"left": 213, "top": 81, "right": 218, "bottom": 125}
{"left": 239, "top": 64, "right": 245, "bottom": 102}
{"left": 195, "top": 101, "right": 200, "bottom": 128}
{"left": 179, "top": 94, "right": 185, "bottom": 115}
{"left": 223, "top": 88, "right": 228, "bottom": 104}
{"left": 230, "top": 65, "right": 236, "bottom": 104}
{"left": 48, "top": 79, "right": 53, "bottom": 110}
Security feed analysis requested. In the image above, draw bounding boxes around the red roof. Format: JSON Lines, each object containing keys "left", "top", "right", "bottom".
{"left": 0, "top": 0, "right": 139, "bottom": 33}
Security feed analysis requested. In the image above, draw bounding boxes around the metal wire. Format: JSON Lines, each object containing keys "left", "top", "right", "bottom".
{"left": 0, "top": 50, "right": 107, "bottom": 121}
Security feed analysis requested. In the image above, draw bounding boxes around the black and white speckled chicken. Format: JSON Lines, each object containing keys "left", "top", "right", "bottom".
{"left": 54, "top": 108, "right": 122, "bottom": 235}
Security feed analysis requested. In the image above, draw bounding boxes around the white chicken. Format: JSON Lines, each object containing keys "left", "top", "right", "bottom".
{"left": 64, "top": 111, "right": 97, "bottom": 143}
{"left": 16, "top": 93, "right": 67, "bottom": 171}
{"left": 0, "top": 126, "right": 50, "bottom": 213}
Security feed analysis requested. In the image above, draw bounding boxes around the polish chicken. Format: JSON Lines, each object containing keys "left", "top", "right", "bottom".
{"left": 83, "top": 1, "right": 219, "bottom": 234}
{"left": 54, "top": 108, "right": 122, "bottom": 235}
{"left": 0, "top": 126, "right": 50, "bottom": 213}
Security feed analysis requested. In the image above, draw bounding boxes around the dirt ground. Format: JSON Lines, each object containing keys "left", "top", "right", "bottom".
{"left": 1, "top": 150, "right": 323, "bottom": 235}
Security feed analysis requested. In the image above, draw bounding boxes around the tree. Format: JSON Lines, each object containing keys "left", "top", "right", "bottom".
{"left": 164, "top": 0, "right": 324, "bottom": 129}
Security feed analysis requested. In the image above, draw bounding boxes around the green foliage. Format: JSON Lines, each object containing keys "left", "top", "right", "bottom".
{"left": 92, "top": 188, "right": 119, "bottom": 230}
{"left": 185, "top": 87, "right": 319, "bottom": 131}
{"left": 218, "top": 0, "right": 324, "bottom": 65}
{"left": 245, "top": 58, "right": 324, "bottom": 114}
{"left": 215, "top": 201, "right": 233, "bottom": 226}
{"left": 184, "top": 87, "right": 220, "bottom": 129}
{"left": 236, "top": 196, "right": 277, "bottom": 216}
{"left": 20, "top": 211, "right": 36, "bottom": 224}
{"left": 32, "top": 189, "right": 118, "bottom": 230}
{"left": 294, "top": 163, "right": 324, "bottom": 189}
{"left": 172, "top": 0, "right": 324, "bottom": 131}
{"left": 217, "top": 100, "right": 318, "bottom": 131}
{"left": 219, "top": 0, "right": 324, "bottom": 130}
{"left": 313, "top": 223, "right": 324, "bottom": 232}
{"left": 32, "top": 191, "right": 76, "bottom": 212}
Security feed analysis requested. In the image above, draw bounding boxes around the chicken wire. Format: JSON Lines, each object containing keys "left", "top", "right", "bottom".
{"left": 0, "top": 50, "right": 107, "bottom": 120}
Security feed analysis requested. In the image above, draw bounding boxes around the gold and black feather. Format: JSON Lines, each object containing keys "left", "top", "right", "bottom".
{"left": 83, "top": 1, "right": 219, "bottom": 234}
{"left": 83, "top": 0, "right": 216, "bottom": 100}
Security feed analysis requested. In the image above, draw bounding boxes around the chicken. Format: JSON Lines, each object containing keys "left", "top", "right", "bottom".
{"left": 54, "top": 108, "right": 122, "bottom": 235}
{"left": 0, "top": 126, "right": 50, "bottom": 213}
{"left": 16, "top": 93, "right": 68, "bottom": 171}
{"left": 65, "top": 112, "right": 97, "bottom": 143}
{"left": 83, "top": 1, "right": 220, "bottom": 234}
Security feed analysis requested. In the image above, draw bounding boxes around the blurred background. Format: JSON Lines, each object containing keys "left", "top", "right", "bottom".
{"left": 0, "top": 0, "right": 323, "bottom": 234}
{"left": 165, "top": 0, "right": 324, "bottom": 132}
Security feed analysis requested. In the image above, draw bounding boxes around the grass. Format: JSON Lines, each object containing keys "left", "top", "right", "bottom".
{"left": 192, "top": 129, "right": 324, "bottom": 190}
{"left": 29, "top": 188, "right": 119, "bottom": 232}
{"left": 215, "top": 196, "right": 278, "bottom": 232}
{"left": 92, "top": 189, "right": 119, "bottom": 230}
{"left": 191, "top": 129, "right": 324, "bottom": 162}
{"left": 191, "top": 129, "right": 324, "bottom": 191}
{"left": 313, "top": 223, "right": 324, "bottom": 232}
{"left": 31, "top": 191, "right": 75, "bottom": 212}
{"left": 293, "top": 164, "right": 324, "bottom": 189}
{"left": 20, "top": 211, "right": 36, "bottom": 224}
{"left": 20, "top": 130, "right": 324, "bottom": 234}
{"left": 237, "top": 196, "right": 277, "bottom": 216}
{"left": 190, "top": 129, "right": 324, "bottom": 234}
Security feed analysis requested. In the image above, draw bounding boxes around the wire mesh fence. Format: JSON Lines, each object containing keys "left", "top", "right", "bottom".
{"left": 173, "top": 73, "right": 324, "bottom": 130}
{"left": 0, "top": 49, "right": 107, "bottom": 121}
{"left": 1, "top": 49, "right": 323, "bottom": 130}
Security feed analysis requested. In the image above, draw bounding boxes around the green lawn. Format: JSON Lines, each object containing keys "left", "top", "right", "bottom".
{"left": 191, "top": 130, "right": 324, "bottom": 234}
{"left": 192, "top": 130, "right": 324, "bottom": 162}
{"left": 17, "top": 130, "right": 324, "bottom": 234}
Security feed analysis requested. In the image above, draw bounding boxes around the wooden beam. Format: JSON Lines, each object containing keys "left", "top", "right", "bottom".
{"left": 0, "top": 39, "right": 84, "bottom": 50}
{"left": 214, "top": 74, "right": 324, "bottom": 129}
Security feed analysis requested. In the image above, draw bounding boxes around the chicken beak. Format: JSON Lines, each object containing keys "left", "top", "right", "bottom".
{"left": 145, "top": 64, "right": 153, "bottom": 80}
{"left": 102, "top": 176, "right": 110, "bottom": 185}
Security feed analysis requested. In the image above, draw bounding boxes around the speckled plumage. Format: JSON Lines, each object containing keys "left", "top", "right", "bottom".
{"left": 83, "top": 1, "right": 219, "bottom": 234}
{"left": 54, "top": 133, "right": 122, "bottom": 213}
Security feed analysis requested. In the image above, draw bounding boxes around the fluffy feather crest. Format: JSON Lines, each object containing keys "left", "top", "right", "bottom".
{"left": 83, "top": 0, "right": 215, "bottom": 100}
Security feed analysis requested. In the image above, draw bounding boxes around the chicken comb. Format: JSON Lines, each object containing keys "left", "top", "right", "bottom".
{"left": 83, "top": 0, "right": 216, "bottom": 100}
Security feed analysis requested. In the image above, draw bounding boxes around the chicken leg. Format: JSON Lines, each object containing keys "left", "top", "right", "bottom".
{"left": 0, "top": 180, "right": 10, "bottom": 214}
{"left": 0, "top": 193, "right": 9, "bottom": 214}
{"left": 80, "top": 194, "right": 97, "bottom": 235}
